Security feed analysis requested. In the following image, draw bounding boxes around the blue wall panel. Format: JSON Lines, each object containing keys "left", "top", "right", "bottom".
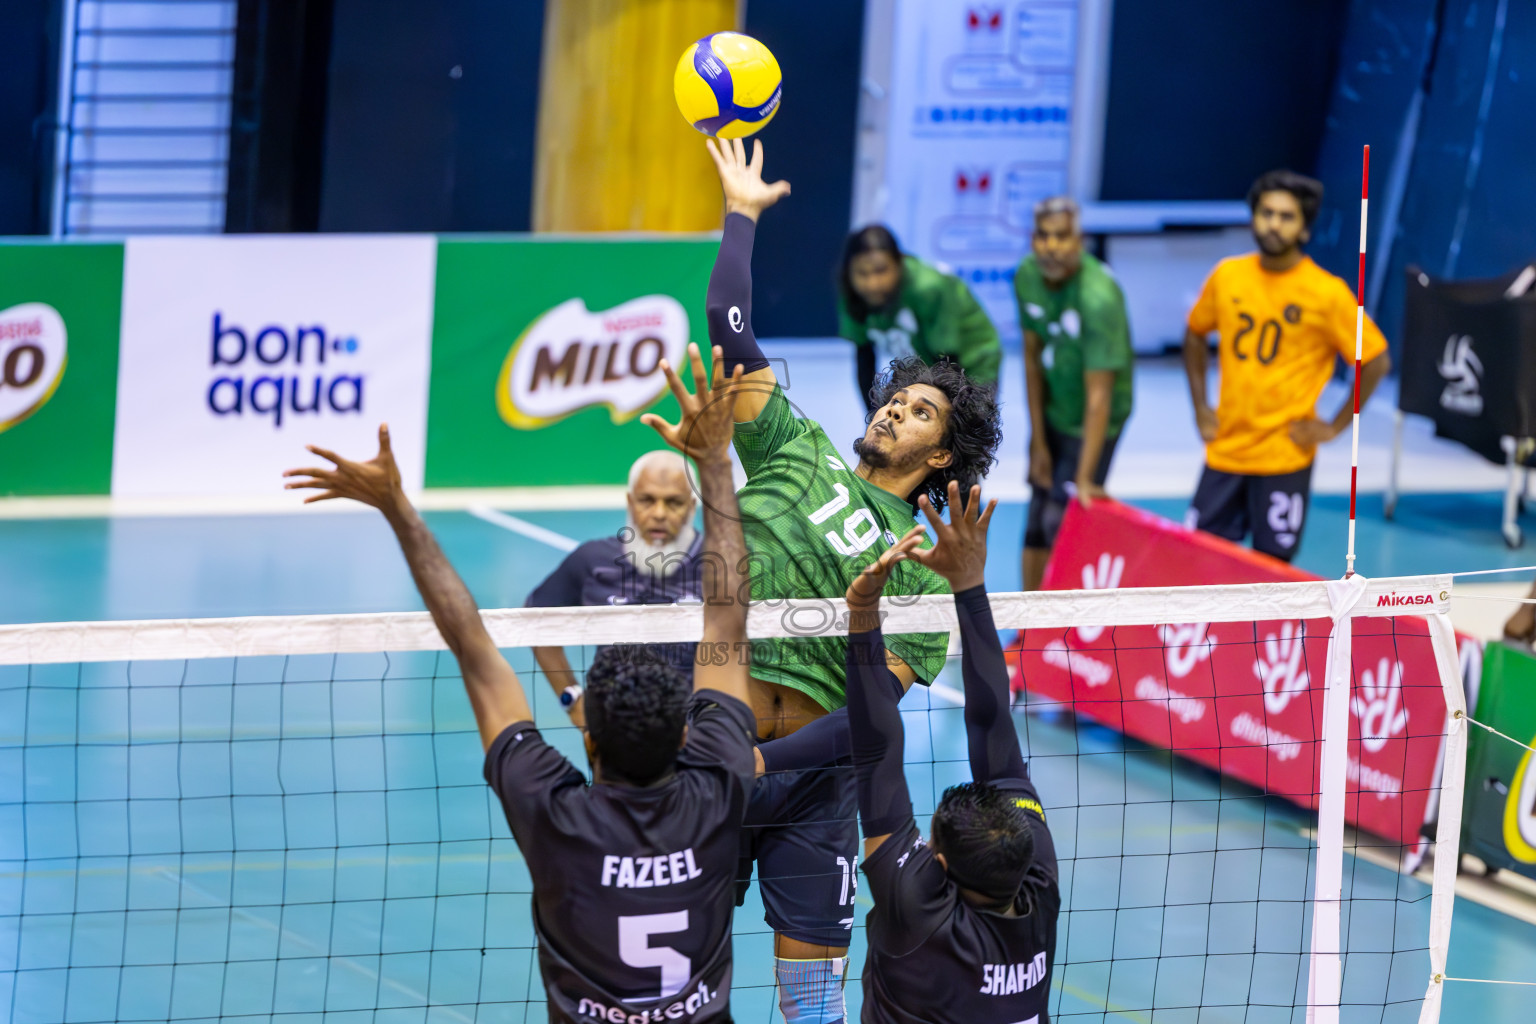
{"left": 1305, "top": 0, "right": 1440, "bottom": 299}
{"left": 1379, "top": 0, "right": 1536, "bottom": 340}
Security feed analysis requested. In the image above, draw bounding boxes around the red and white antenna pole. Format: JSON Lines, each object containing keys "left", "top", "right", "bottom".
{"left": 1346, "top": 145, "right": 1369, "bottom": 578}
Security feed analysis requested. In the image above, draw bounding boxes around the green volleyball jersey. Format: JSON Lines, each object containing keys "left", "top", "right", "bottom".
{"left": 733, "top": 384, "right": 951, "bottom": 712}
{"left": 838, "top": 256, "right": 1001, "bottom": 386}
{"left": 1013, "top": 252, "right": 1134, "bottom": 437}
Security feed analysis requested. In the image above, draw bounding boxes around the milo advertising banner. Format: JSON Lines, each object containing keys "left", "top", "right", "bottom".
{"left": 1462, "top": 641, "right": 1536, "bottom": 879}
{"left": 0, "top": 244, "right": 124, "bottom": 496}
{"left": 426, "top": 237, "right": 716, "bottom": 487}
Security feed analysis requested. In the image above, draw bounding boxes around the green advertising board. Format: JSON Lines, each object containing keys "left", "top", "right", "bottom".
{"left": 1462, "top": 641, "right": 1536, "bottom": 878}
{"left": 0, "top": 243, "right": 124, "bottom": 496}
{"left": 425, "top": 237, "right": 718, "bottom": 487}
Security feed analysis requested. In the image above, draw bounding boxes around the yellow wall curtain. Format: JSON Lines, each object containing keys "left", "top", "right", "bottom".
{"left": 534, "top": 0, "right": 738, "bottom": 232}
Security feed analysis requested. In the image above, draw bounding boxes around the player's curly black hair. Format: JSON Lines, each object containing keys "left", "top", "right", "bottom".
{"left": 1248, "top": 169, "right": 1324, "bottom": 229}
{"left": 931, "top": 781, "right": 1036, "bottom": 902}
{"left": 858, "top": 356, "right": 1002, "bottom": 513}
{"left": 584, "top": 644, "right": 693, "bottom": 786}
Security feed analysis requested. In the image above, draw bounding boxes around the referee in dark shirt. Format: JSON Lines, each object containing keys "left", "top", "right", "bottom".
{"left": 842, "top": 482, "right": 1060, "bottom": 1024}
{"left": 528, "top": 449, "right": 705, "bottom": 726}
{"left": 285, "top": 347, "right": 758, "bottom": 1023}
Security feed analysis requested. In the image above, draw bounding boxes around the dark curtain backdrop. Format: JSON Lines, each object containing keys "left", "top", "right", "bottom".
{"left": 0, "top": 0, "right": 60, "bottom": 235}
{"left": 1099, "top": 0, "right": 1350, "bottom": 202}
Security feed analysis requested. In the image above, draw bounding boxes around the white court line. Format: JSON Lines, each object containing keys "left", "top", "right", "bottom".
{"left": 468, "top": 505, "right": 580, "bottom": 552}
{"left": 0, "top": 486, "right": 630, "bottom": 520}
{"left": 930, "top": 683, "right": 966, "bottom": 705}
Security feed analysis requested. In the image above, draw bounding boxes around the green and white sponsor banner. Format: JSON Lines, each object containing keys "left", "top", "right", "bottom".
{"left": 426, "top": 237, "right": 716, "bottom": 487}
{"left": 0, "top": 234, "right": 717, "bottom": 498}
{"left": 112, "top": 237, "right": 438, "bottom": 498}
{"left": 1461, "top": 641, "right": 1536, "bottom": 879}
{"left": 0, "top": 243, "right": 124, "bottom": 496}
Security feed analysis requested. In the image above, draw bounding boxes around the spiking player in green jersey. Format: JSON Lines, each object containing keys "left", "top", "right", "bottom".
{"left": 701, "top": 137, "right": 1003, "bottom": 1024}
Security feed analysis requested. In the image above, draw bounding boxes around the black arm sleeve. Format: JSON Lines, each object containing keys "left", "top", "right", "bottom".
{"left": 847, "top": 628, "right": 913, "bottom": 837}
{"left": 758, "top": 707, "right": 850, "bottom": 774}
{"left": 706, "top": 213, "right": 770, "bottom": 375}
{"left": 955, "top": 585, "right": 1028, "bottom": 784}
{"left": 856, "top": 342, "right": 876, "bottom": 411}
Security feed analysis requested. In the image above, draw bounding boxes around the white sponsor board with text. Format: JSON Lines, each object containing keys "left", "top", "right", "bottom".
{"left": 112, "top": 236, "right": 436, "bottom": 498}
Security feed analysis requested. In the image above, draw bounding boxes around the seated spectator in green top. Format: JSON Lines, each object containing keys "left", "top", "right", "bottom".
{"left": 837, "top": 225, "right": 1002, "bottom": 410}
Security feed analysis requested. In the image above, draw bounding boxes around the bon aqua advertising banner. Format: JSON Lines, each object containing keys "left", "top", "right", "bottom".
{"left": 425, "top": 236, "right": 717, "bottom": 487}
{"left": 0, "top": 243, "right": 124, "bottom": 496}
{"left": 112, "top": 236, "right": 437, "bottom": 499}
{"left": 1462, "top": 641, "right": 1536, "bottom": 878}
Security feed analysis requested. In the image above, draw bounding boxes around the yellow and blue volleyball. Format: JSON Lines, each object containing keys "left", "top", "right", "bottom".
{"left": 673, "top": 32, "right": 782, "bottom": 139}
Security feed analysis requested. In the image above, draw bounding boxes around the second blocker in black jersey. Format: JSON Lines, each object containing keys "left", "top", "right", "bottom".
{"left": 860, "top": 776, "right": 1060, "bottom": 1024}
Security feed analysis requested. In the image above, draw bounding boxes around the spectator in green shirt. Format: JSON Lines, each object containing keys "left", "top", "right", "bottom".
{"left": 1014, "top": 197, "right": 1135, "bottom": 591}
{"left": 837, "top": 225, "right": 1003, "bottom": 410}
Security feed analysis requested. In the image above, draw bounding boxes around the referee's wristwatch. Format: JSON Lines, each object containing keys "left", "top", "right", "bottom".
{"left": 560, "top": 685, "right": 583, "bottom": 712}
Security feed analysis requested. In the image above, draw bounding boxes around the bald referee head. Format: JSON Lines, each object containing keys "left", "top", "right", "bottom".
{"left": 625, "top": 449, "right": 697, "bottom": 575}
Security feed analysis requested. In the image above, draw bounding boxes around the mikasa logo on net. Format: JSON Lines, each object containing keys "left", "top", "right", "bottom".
{"left": 1374, "top": 589, "right": 1447, "bottom": 608}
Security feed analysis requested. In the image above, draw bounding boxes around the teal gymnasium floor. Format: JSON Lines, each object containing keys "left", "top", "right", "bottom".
{"left": 4, "top": 484, "right": 1535, "bottom": 1023}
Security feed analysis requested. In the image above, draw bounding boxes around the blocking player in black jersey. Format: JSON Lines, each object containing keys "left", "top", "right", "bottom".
{"left": 284, "top": 345, "right": 757, "bottom": 1024}
{"left": 842, "top": 481, "right": 1061, "bottom": 1024}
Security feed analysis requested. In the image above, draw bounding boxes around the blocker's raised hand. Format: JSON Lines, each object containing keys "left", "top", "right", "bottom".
{"left": 707, "top": 137, "right": 791, "bottom": 220}
{"left": 283, "top": 423, "right": 407, "bottom": 515}
{"left": 640, "top": 344, "right": 744, "bottom": 464}
{"left": 910, "top": 482, "right": 997, "bottom": 593}
{"left": 845, "top": 527, "right": 927, "bottom": 614}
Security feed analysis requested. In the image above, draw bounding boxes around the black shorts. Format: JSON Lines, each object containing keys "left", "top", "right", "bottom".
{"left": 1024, "top": 425, "right": 1121, "bottom": 549}
{"left": 1187, "top": 464, "right": 1313, "bottom": 562}
{"left": 736, "top": 760, "right": 860, "bottom": 947}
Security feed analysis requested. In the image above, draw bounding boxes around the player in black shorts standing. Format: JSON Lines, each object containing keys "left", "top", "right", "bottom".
{"left": 843, "top": 481, "right": 1060, "bottom": 1024}
{"left": 284, "top": 346, "right": 757, "bottom": 1024}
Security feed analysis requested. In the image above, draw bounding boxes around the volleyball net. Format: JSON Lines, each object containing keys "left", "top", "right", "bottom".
{"left": 0, "top": 574, "right": 1492, "bottom": 1022}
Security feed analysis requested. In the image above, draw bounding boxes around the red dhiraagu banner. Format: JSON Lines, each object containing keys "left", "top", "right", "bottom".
{"left": 1008, "top": 500, "right": 1478, "bottom": 846}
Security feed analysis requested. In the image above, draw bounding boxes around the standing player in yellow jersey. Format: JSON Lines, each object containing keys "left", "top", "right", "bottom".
{"left": 1182, "top": 170, "right": 1391, "bottom": 561}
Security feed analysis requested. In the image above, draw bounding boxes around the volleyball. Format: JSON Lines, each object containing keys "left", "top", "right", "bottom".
{"left": 673, "top": 32, "right": 782, "bottom": 139}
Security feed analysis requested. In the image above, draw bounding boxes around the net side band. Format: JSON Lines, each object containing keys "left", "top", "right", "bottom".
{"left": 0, "top": 574, "right": 1453, "bottom": 666}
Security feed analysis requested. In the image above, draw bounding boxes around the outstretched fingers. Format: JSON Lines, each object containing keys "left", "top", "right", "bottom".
{"left": 917, "top": 492, "right": 954, "bottom": 543}
{"left": 305, "top": 443, "right": 344, "bottom": 467}
{"left": 686, "top": 342, "right": 710, "bottom": 400}
{"left": 655, "top": 358, "right": 695, "bottom": 414}
{"left": 974, "top": 496, "right": 998, "bottom": 534}
{"left": 638, "top": 413, "right": 682, "bottom": 451}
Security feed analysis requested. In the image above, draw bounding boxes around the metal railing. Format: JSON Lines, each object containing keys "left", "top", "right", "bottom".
{"left": 52, "top": 0, "right": 237, "bottom": 237}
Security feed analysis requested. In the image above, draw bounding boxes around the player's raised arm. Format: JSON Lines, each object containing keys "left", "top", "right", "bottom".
{"left": 704, "top": 137, "right": 789, "bottom": 423}
{"left": 283, "top": 426, "right": 533, "bottom": 751}
{"left": 641, "top": 344, "right": 752, "bottom": 709}
{"left": 843, "top": 527, "right": 928, "bottom": 856}
{"left": 910, "top": 483, "right": 1026, "bottom": 783}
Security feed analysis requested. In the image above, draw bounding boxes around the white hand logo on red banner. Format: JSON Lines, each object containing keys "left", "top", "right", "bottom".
{"left": 1155, "top": 622, "right": 1213, "bottom": 679}
{"left": 1075, "top": 553, "right": 1124, "bottom": 643}
{"left": 1351, "top": 658, "right": 1409, "bottom": 753}
{"left": 1255, "top": 621, "right": 1310, "bottom": 714}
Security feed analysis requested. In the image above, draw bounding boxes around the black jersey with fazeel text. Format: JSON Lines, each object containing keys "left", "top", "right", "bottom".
{"left": 859, "top": 776, "right": 1061, "bottom": 1024}
{"left": 484, "top": 691, "right": 756, "bottom": 1024}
